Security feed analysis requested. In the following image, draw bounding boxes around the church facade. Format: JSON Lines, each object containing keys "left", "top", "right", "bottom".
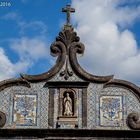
{"left": 0, "top": 4, "right": 140, "bottom": 139}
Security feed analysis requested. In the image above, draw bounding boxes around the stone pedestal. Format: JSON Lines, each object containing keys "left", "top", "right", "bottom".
{"left": 57, "top": 116, "right": 78, "bottom": 128}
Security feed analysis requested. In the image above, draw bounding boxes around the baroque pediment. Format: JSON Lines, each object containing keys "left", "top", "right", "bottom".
{"left": 0, "top": 4, "right": 140, "bottom": 140}
{"left": 20, "top": 26, "right": 113, "bottom": 83}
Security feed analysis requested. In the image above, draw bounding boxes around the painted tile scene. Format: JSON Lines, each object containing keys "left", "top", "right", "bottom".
{"left": 13, "top": 94, "right": 37, "bottom": 126}
{"left": 100, "top": 96, "right": 123, "bottom": 127}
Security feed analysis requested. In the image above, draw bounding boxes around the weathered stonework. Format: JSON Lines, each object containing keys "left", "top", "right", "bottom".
{"left": 0, "top": 4, "right": 140, "bottom": 139}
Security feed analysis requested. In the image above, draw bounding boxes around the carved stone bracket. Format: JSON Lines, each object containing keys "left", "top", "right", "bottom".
{"left": 127, "top": 112, "right": 140, "bottom": 130}
{"left": 0, "top": 111, "right": 6, "bottom": 128}
{"left": 60, "top": 56, "right": 73, "bottom": 80}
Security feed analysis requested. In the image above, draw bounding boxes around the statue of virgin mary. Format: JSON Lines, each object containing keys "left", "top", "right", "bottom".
{"left": 64, "top": 93, "right": 73, "bottom": 116}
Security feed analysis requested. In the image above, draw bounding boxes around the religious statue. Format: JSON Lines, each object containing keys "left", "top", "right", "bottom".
{"left": 63, "top": 93, "right": 73, "bottom": 116}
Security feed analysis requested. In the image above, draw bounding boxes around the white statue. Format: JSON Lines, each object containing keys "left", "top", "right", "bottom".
{"left": 64, "top": 93, "right": 73, "bottom": 116}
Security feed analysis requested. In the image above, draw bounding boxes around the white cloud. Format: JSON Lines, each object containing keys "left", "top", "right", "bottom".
{"left": 1, "top": 12, "right": 19, "bottom": 20}
{"left": 10, "top": 37, "right": 49, "bottom": 61}
{"left": 72, "top": 0, "right": 140, "bottom": 85}
{"left": 0, "top": 48, "right": 15, "bottom": 80}
{"left": 10, "top": 37, "right": 50, "bottom": 73}
{"left": 0, "top": 37, "right": 50, "bottom": 80}
{"left": 19, "top": 20, "right": 48, "bottom": 36}
{"left": 0, "top": 12, "right": 50, "bottom": 80}
{"left": 1, "top": 12, "right": 47, "bottom": 36}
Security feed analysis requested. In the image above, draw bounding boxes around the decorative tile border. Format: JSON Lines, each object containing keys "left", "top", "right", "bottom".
{"left": 87, "top": 84, "right": 103, "bottom": 129}
{"left": 0, "top": 82, "right": 140, "bottom": 130}
{"left": 0, "top": 91, "right": 11, "bottom": 128}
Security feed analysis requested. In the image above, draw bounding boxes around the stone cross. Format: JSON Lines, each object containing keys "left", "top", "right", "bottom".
{"left": 62, "top": 4, "right": 75, "bottom": 25}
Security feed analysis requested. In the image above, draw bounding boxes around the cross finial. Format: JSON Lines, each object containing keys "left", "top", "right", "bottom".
{"left": 62, "top": 4, "right": 75, "bottom": 26}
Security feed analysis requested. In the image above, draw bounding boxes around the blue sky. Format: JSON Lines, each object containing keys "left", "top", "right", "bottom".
{"left": 0, "top": 0, "right": 140, "bottom": 86}
{"left": 0, "top": 0, "right": 71, "bottom": 38}
{"left": 0, "top": 0, "right": 71, "bottom": 76}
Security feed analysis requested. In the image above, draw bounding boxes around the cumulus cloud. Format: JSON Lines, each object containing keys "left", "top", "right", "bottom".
{"left": 19, "top": 21, "right": 48, "bottom": 36}
{"left": 72, "top": 0, "right": 140, "bottom": 85}
{"left": 1, "top": 12, "right": 47, "bottom": 36}
{"left": 0, "top": 48, "right": 15, "bottom": 80}
{"left": 0, "top": 11, "right": 51, "bottom": 81}
{"left": 10, "top": 37, "right": 49, "bottom": 61}
{"left": 0, "top": 37, "right": 50, "bottom": 81}
{"left": 1, "top": 12, "right": 19, "bottom": 20}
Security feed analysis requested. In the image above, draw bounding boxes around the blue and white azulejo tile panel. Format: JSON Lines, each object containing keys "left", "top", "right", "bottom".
{"left": 13, "top": 94, "right": 37, "bottom": 126}
{"left": 99, "top": 95, "right": 123, "bottom": 127}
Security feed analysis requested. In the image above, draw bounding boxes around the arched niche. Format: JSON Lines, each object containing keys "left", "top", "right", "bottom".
{"left": 59, "top": 88, "right": 77, "bottom": 117}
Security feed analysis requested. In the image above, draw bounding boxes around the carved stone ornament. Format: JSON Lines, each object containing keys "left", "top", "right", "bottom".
{"left": 60, "top": 56, "right": 73, "bottom": 80}
{"left": 0, "top": 111, "right": 6, "bottom": 128}
{"left": 127, "top": 112, "right": 140, "bottom": 130}
{"left": 19, "top": 25, "right": 113, "bottom": 83}
{"left": 56, "top": 28, "right": 80, "bottom": 49}
{"left": 0, "top": 4, "right": 140, "bottom": 140}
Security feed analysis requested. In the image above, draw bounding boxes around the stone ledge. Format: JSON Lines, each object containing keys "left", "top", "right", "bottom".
{"left": 0, "top": 129, "right": 140, "bottom": 139}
